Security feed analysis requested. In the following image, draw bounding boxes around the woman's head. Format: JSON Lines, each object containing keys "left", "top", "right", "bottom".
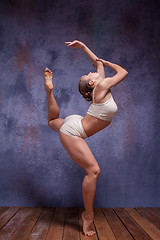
{"left": 78, "top": 72, "right": 100, "bottom": 101}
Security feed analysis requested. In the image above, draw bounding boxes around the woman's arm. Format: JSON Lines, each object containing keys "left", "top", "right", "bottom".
{"left": 96, "top": 59, "right": 127, "bottom": 72}
{"left": 81, "top": 44, "right": 98, "bottom": 66}
{"left": 96, "top": 58, "right": 128, "bottom": 89}
{"left": 81, "top": 44, "right": 106, "bottom": 78}
{"left": 65, "top": 40, "right": 99, "bottom": 66}
{"left": 65, "top": 40, "right": 105, "bottom": 78}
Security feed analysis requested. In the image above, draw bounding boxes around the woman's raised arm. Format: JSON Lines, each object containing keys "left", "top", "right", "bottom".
{"left": 65, "top": 40, "right": 105, "bottom": 78}
{"left": 65, "top": 40, "right": 99, "bottom": 66}
{"left": 96, "top": 58, "right": 128, "bottom": 89}
{"left": 96, "top": 58, "right": 127, "bottom": 72}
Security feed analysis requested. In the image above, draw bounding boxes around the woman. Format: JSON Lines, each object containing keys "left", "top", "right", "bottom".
{"left": 44, "top": 40, "right": 128, "bottom": 237}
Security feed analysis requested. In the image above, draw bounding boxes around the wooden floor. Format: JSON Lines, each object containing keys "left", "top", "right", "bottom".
{"left": 0, "top": 207, "right": 160, "bottom": 239}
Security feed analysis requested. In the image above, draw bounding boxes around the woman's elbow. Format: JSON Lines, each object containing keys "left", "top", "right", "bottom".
{"left": 124, "top": 69, "right": 128, "bottom": 76}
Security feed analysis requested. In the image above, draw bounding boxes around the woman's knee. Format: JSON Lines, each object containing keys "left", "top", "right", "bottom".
{"left": 48, "top": 119, "right": 64, "bottom": 132}
{"left": 87, "top": 166, "right": 100, "bottom": 178}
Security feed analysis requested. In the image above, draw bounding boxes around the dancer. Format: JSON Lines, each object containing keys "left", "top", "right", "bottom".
{"left": 44, "top": 40, "right": 128, "bottom": 236}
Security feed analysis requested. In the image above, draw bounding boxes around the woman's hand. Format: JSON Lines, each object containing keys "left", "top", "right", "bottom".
{"left": 96, "top": 58, "right": 110, "bottom": 67}
{"left": 65, "top": 40, "right": 85, "bottom": 49}
{"left": 92, "top": 62, "right": 97, "bottom": 68}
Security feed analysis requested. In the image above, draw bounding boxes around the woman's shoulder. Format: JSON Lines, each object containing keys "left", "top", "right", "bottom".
{"left": 96, "top": 77, "right": 112, "bottom": 91}
{"left": 93, "top": 83, "right": 111, "bottom": 103}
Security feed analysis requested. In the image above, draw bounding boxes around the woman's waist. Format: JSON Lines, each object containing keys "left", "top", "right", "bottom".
{"left": 81, "top": 114, "right": 111, "bottom": 137}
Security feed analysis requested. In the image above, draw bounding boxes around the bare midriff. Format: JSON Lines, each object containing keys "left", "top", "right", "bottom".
{"left": 81, "top": 114, "right": 111, "bottom": 137}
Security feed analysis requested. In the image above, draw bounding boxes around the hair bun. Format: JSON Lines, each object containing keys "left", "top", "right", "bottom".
{"left": 78, "top": 78, "right": 94, "bottom": 102}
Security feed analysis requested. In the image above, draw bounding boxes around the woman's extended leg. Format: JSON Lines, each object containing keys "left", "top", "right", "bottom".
{"left": 44, "top": 68, "right": 64, "bottom": 131}
{"left": 59, "top": 132, "right": 100, "bottom": 237}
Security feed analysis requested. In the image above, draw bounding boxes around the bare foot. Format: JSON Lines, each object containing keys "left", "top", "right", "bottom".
{"left": 81, "top": 212, "right": 96, "bottom": 237}
{"left": 44, "top": 67, "right": 53, "bottom": 91}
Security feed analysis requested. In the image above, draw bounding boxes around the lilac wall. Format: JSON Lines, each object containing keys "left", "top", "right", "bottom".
{"left": 0, "top": 0, "right": 160, "bottom": 207}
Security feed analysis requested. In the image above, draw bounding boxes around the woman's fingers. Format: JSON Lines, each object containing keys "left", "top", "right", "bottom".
{"left": 96, "top": 58, "right": 105, "bottom": 64}
{"left": 65, "top": 40, "right": 82, "bottom": 49}
{"left": 65, "top": 42, "right": 74, "bottom": 47}
{"left": 65, "top": 40, "right": 77, "bottom": 46}
{"left": 96, "top": 58, "right": 102, "bottom": 61}
{"left": 65, "top": 42, "right": 72, "bottom": 46}
{"left": 65, "top": 41, "right": 74, "bottom": 44}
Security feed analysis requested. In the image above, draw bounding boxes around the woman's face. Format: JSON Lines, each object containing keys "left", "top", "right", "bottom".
{"left": 81, "top": 72, "right": 100, "bottom": 81}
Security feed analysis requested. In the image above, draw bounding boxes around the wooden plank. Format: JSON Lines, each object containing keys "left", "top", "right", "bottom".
{"left": 144, "top": 208, "right": 160, "bottom": 221}
{"left": 1, "top": 207, "right": 159, "bottom": 240}
{"left": 45, "top": 208, "right": 65, "bottom": 240}
{"left": 126, "top": 208, "right": 160, "bottom": 240}
{"left": 114, "top": 208, "right": 152, "bottom": 240}
{"left": 9, "top": 207, "right": 44, "bottom": 240}
{"left": 27, "top": 207, "right": 54, "bottom": 240}
{"left": 135, "top": 208, "right": 160, "bottom": 230}
{"left": 63, "top": 207, "right": 80, "bottom": 240}
{"left": 79, "top": 208, "right": 98, "bottom": 239}
{"left": 0, "top": 207, "right": 10, "bottom": 217}
{"left": 147, "top": 208, "right": 160, "bottom": 214}
{"left": 94, "top": 208, "right": 116, "bottom": 240}
{"left": 0, "top": 207, "right": 41, "bottom": 240}
{"left": 0, "top": 207, "right": 21, "bottom": 229}
{"left": 102, "top": 208, "right": 133, "bottom": 240}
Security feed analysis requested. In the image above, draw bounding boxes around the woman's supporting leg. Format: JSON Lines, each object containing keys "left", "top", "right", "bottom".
{"left": 44, "top": 68, "right": 64, "bottom": 131}
{"left": 59, "top": 132, "right": 100, "bottom": 236}
{"left": 82, "top": 170, "right": 100, "bottom": 218}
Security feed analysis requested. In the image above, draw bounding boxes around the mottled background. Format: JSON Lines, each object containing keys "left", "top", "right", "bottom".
{"left": 0, "top": 0, "right": 160, "bottom": 207}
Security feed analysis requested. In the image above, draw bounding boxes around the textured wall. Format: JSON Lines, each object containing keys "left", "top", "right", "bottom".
{"left": 0, "top": 0, "right": 159, "bottom": 207}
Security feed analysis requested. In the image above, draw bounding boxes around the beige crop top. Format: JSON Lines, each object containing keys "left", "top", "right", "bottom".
{"left": 87, "top": 87, "right": 118, "bottom": 121}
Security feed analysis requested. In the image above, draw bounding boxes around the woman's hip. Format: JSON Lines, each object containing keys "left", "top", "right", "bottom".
{"left": 59, "top": 115, "right": 88, "bottom": 139}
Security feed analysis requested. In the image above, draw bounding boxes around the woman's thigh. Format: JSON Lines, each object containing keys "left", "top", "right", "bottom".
{"left": 48, "top": 118, "right": 64, "bottom": 132}
{"left": 59, "top": 132, "right": 100, "bottom": 174}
